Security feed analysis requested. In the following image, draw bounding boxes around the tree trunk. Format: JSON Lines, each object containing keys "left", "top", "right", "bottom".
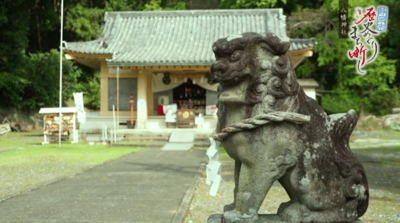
{"left": 340, "top": 73, "right": 342, "bottom": 108}
{"left": 359, "top": 102, "right": 365, "bottom": 120}
{"left": 36, "top": 12, "right": 43, "bottom": 52}
{"left": 358, "top": 86, "right": 365, "bottom": 120}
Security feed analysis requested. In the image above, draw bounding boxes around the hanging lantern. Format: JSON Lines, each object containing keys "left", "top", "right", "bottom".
{"left": 163, "top": 73, "right": 171, "bottom": 85}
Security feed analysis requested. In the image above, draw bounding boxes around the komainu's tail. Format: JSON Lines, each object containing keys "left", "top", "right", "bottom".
{"left": 329, "top": 109, "right": 369, "bottom": 217}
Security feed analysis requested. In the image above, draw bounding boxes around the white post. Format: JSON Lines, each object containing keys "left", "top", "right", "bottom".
{"left": 43, "top": 134, "right": 48, "bottom": 145}
{"left": 42, "top": 116, "right": 48, "bottom": 145}
{"left": 58, "top": 0, "right": 64, "bottom": 148}
{"left": 72, "top": 113, "right": 78, "bottom": 143}
{"left": 113, "top": 105, "right": 116, "bottom": 143}
{"left": 102, "top": 122, "right": 105, "bottom": 143}
{"left": 206, "top": 138, "right": 222, "bottom": 196}
{"left": 105, "top": 125, "right": 108, "bottom": 141}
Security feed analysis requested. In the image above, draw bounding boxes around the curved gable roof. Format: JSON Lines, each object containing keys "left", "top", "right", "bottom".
{"left": 64, "top": 9, "right": 315, "bottom": 66}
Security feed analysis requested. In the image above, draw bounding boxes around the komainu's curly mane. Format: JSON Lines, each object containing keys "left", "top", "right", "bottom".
{"left": 208, "top": 32, "right": 369, "bottom": 223}
{"left": 211, "top": 33, "right": 307, "bottom": 136}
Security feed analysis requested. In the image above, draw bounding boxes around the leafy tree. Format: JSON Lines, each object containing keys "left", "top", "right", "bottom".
{"left": 65, "top": 4, "right": 105, "bottom": 41}
{"left": 218, "top": 0, "right": 286, "bottom": 9}
{"left": 144, "top": 0, "right": 187, "bottom": 11}
{"left": 26, "top": 0, "right": 60, "bottom": 53}
{"left": 369, "top": 88, "right": 400, "bottom": 116}
{"left": 0, "top": 0, "right": 31, "bottom": 107}
{"left": 82, "top": 73, "right": 101, "bottom": 109}
{"left": 318, "top": 0, "right": 398, "bottom": 117}
{"left": 105, "top": 0, "right": 141, "bottom": 11}
{"left": 375, "top": 0, "right": 400, "bottom": 88}
{"left": 0, "top": 68, "right": 30, "bottom": 108}
{"left": 19, "top": 49, "right": 82, "bottom": 109}
{"left": 164, "top": 0, "right": 186, "bottom": 10}
{"left": 144, "top": 0, "right": 163, "bottom": 10}
{"left": 218, "top": 0, "right": 322, "bottom": 14}
{"left": 295, "top": 59, "right": 316, "bottom": 78}
{"left": 321, "top": 92, "right": 364, "bottom": 114}
{"left": 0, "top": 0, "right": 30, "bottom": 69}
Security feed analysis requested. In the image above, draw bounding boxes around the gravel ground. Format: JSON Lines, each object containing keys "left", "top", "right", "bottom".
{"left": 184, "top": 152, "right": 400, "bottom": 223}
{"left": 0, "top": 132, "right": 92, "bottom": 201}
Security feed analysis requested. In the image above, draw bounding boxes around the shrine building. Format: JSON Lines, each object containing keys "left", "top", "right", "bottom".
{"left": 64, "top": 9, "right": 317, "bottom": 130}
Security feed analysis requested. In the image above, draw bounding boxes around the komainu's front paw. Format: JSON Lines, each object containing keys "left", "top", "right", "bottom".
{"left": 223, "top": 203, "right": 235, "bottom": 212}
{"left": 223, "top": 210, "right": 259, "bottom": 223}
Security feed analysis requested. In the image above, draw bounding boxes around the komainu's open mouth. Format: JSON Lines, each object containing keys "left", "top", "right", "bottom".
{"left": 218, "top": 76, "right": 249, "bottom": 104}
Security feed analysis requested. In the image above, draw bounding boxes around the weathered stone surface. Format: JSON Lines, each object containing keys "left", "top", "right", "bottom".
{"left": 208, "top": 32, "right": 369, "bottom": 223}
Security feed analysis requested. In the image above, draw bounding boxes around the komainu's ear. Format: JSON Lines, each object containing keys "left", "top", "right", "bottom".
{"left": 260, "top": 33, "right": 290, "bottom": 55}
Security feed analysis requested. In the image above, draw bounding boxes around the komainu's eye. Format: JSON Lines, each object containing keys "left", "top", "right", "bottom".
{"left": 212, "top": 46, "right": 218, "bottom": 53}
{"left": 230, "top": 50, "right": 242, "bottom": 62}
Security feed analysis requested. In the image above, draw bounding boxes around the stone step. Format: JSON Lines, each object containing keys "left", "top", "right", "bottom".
{"left": 112, "top": 140, "right": 210, "bottom": 148}
{"left": 124, "top": 135, "right": 169, "bottom": 141}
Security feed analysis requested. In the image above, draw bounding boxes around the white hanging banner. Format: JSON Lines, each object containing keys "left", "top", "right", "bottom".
{"left": 73, "top": 92, "right": 86, "bottom": 123}
{"left": 206, "top": 137, "right": 222, "bottom": 196}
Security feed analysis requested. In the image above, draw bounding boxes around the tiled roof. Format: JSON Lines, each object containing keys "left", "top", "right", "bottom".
{"left": 64, "top": 9, "right": 315, "bottom": 66}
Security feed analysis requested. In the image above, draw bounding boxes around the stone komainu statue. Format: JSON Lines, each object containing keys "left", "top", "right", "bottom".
{"left": 208, "top": 32, "right": 369, "bottom": 223}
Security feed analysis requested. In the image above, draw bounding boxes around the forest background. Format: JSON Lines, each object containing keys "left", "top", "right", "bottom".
{"left": 0, "top": 0, "right": 399, "bottom": 117}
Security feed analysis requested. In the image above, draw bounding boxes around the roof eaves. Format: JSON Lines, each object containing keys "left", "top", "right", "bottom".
{"left": 106, "top": 60, "right": 213, "bottom": 67}
{"left": 298, "top": 79, "right": 319, "bottom": 87}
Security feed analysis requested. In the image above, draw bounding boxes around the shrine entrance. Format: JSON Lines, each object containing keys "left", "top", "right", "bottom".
{"left": 173, "top": 78, "right": 207, "bottom": 115}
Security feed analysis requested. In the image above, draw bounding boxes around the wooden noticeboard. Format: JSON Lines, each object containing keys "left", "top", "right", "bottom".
{"left": 43, "top": 113, "right": 74, "bottom": 136}
{"left": 39, "top": 107, "right": 79, "bottom": 144}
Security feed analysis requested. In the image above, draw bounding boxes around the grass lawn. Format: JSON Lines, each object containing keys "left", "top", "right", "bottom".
{"left": 0, "top": 131, "right": 144, "bottom": 200}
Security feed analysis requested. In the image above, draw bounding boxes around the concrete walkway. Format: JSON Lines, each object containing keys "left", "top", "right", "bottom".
{"left": 0, "top": 149, "right": 207, "bottom": 223}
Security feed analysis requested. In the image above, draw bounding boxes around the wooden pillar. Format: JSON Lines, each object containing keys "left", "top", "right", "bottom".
{"left": 100, "top": 60, "right": 109, "bottom": 116}
{"left": 147, "top": 73, "right": 154, "bottom": 116}
{"left": 116, "top": 67, "right": 120, "bottom": 129}
{"left": 137, "top": 70, "right": 149, "bottom": 129}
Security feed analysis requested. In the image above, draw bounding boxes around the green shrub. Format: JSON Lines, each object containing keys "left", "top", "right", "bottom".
{"left": 368, "top": 89, "right": 400, "bottom": 116}
{"left": 1, "top": 49, "right": 82, "bottom": 109}
{"left": 321, "top": 93, "right": 364, "bottom": 115}
{"left": 82, "top": 73, "right": 101, "bottom": 110}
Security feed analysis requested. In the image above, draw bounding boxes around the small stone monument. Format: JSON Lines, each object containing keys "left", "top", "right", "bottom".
{"left": 207, "top": 32, "right": 369, "bottom": 223}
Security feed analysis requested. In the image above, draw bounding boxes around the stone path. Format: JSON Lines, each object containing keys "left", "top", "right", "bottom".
{"left": 0, "top": 149, "right": 207, "bottom": 223}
